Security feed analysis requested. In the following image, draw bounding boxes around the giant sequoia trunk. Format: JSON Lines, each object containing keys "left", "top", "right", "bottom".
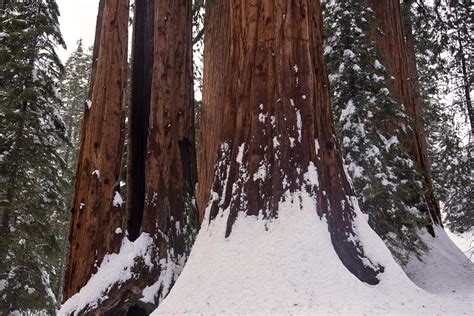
{"left": 61, "top": 0, "right": 198, "bottom": 313}
{"left": 199, "top": 0, "right": 383, "bottom": 284}
{"left": 368, "top": 0, "right": 441, "bottom": 229}
{"left": 64, "top": 0, "right": 129, "bottom": 300}
{"left": 105, "top": 0, "right": 198, "bottom": 310}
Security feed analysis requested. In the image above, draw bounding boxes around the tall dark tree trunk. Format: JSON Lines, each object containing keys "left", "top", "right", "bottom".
{"left": 126, "top": 0, "right": 155, "bottom": 240}
{"left": 63, "top": 0, "right": 129, "bottom": 300}
{"left": 368, "top": 0, "right": 441, "bottom": 230}
{"left": 454, "top": 14, "right": 473, "bottom": 138}
{"left": 201, "top": 0, "right": 383, "bottom": 284}
{"left": 402, "top": 0, "right": 442, "bottom": 227}
{"left": 402, "top": 0, "right": 432, "bottom": 176}
{"left": 61, "top": 0, "right": 198, "bottom": 313}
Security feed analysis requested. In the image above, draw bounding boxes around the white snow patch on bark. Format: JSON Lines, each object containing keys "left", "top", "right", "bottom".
{"left": 253, "top": 163, "right": 267, "bottom": 182}
{"left": 236, "top": 143, "right": 245, "bottom": 164}
{"left": 296, "top": 110, "right": 302, "bottom": 142}
{"left": 112, "top": 191, "right": 123, "bottom": 207}
{"left": 303, "top": 162, "right": 319, "bottom": 187}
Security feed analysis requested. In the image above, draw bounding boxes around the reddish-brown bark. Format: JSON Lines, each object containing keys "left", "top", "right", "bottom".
{"left": 368, "top": 0, "right": 441, "bottom": 228}
{"left": 203, "top": 0, "right": 383, "bottom": 284}
{"left": 141, "top": 0, "right": 198, "bottom": 240}
{"left": 197, "top": 0, "right": 231, "bottom": 219}
{"left": 73, "top": 0, "right": 198, "bottom": 313}
{"left": 63, "top": 0, "right": 129, "bottom": 300}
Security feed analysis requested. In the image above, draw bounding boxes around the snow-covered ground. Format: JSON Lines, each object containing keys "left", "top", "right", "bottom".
{"left": 58, "top": 188, "right": 472, "bottom": 315}
{"left": 404, "top": 227, "right": 473, "bottom": 312}
{"left": 153, "top": 191, "right": 474, "bottom": 315}
{"left": 446, "top": 228, "right": 474, "bottom": 263}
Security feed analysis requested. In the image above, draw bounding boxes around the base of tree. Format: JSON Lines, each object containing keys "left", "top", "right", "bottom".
{"left": 152, "top": 190, "right": 471, "bottom": 314}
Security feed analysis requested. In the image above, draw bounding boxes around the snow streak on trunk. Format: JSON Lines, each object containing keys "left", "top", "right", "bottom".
{"left": 203, "top": 0, "right": 383, "bottom": 284}
{"left": 64, "top": 0, "right": 129, "bottom": 301}
{"left": 368, "top": 0, "right": 441, "bottom": 231}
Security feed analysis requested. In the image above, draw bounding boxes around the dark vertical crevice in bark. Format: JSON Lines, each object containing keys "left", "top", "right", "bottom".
{"left": 127, "top": 0, "right": 155, "bottom": 241}
{"left": 179, "top": 138, "right": 196, "bottom": 196}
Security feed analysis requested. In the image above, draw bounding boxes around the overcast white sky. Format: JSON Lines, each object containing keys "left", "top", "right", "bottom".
{"left": 56, "top": 0, "right": 98, "bottom": 61}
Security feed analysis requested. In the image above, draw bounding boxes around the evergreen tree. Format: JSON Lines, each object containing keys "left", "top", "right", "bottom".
{"left": 0, "top": 0, "right": 67, "bottom": 313}
{"left": 430, "top": 112, "right": 473, "bottom": 233}
{"left": 408, "top": 0, "right": 473, "bottom": 233}
{"left": 323, "top": 0, "right": 432, "bottom": 263}
{"left": 60, "top": 40, "right": 92, "bottom": 169}
{"left": 434, "top": 0, "right": 473, "bottom": 136}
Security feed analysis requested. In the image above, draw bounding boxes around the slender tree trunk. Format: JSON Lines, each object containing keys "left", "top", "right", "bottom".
{"left": 368, "top": 0, "right": 441, "bottom": 230}
{"left": 197, "top": 0, "right": 231, "bottom": 219}
{"left": 456, "top": 28, "right": 473, "bottom": 137}
{"left": 403, "top": 0, "right": 442, "bottom": 226}
{"left": 458, "top": 37, "right": 474, "bottom": 137}
{"left": 1, "top": 178, "right": 14, "bottom": 233}
{"left": 202, "top": 0, "right": 383, "bottom": 284}
{"left": 63, "top": 0, "right": 129, "bottom": 300}
{"left": 402, "top": 0, "right": 432, "bottom": 176}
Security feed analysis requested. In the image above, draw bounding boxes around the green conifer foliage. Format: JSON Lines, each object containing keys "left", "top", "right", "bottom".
{"left": 409, "top": 0, "right": 473, "bottom": 233}
{"left": 60, "top": 40, "right": 92, "bottom": 169}
{"left": 323, "top": 0, "right": 432, "bottom": 264}
{"left": 0, "top": 0, "right": 67, "bottom": 312}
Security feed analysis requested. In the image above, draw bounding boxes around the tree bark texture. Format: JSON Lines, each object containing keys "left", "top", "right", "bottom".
{"left": 203, "top": 0, "right": 384, "bottom": 285}
{"left": 63, "top": 0, "right": 129, "bottom": 300}
{"left": 368, "top": 0, "right": 441, "bottom": 228}
{"left": 140, "top": 0, "right": 198, "bottom": 240}
{"left": 197, "top": 0, "right": 231, "bottom": 220}
{"left": 83, "top": 0, "right": 198, "bottom": 313}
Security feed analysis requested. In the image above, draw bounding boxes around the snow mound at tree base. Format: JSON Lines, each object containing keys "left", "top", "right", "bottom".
{"left": 153, "top": 192, "right": 472, "bottom": 314}
{"left": 405, "top": 226, "right": 474, "bottom": 300}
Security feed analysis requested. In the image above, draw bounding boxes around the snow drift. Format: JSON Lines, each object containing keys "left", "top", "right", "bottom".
{"left": 153, "top": 187, "right": 473, "bottom": 314}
